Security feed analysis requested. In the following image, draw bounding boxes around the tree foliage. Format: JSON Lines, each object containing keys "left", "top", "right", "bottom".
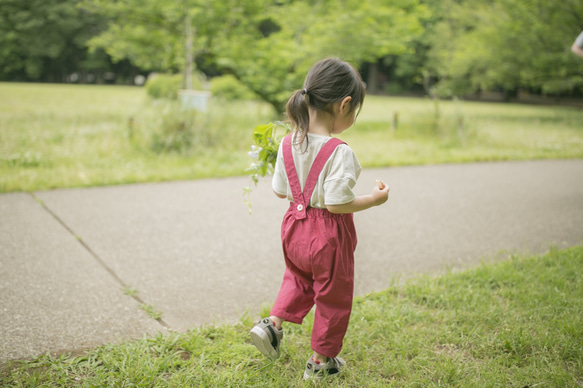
{"left": 425, "top": 0, "right": 583, "bottom": 97}
{"left": 0, "top": 0, "right": 106, "bottom": 81}
{"left": 213, "top": 0, "right": 427, "bottom": 113}
{"left": 81, "top": 0, "right": 426, "bottom": 113}
{"left": 2, "top": 0, "right": 582, "bottom": 100}
{"left": 80, "top": 0, "right": 267, "bottom": 73}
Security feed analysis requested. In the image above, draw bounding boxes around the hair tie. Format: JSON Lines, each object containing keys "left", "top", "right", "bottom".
{"left": 302, "top": 88, "right": 308, "bottom": 95}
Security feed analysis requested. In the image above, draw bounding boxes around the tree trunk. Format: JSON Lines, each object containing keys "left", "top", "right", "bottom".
{"left": 184, "top": 9, "right": 194, "bottom": 90}
{"left": 367, "top": 61, "right": 379, "bottom": 94}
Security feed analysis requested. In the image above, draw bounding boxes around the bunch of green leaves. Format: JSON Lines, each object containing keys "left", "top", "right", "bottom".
{"left": 243, "top": 121, "right": 290, "bottom": 214}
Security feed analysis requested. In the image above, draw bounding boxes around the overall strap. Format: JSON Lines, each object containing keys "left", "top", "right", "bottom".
{"left": 302, "top": 137, "right": 345, "bottom": 206}
{"left": 282, "top": 133, "right": 345, "bottom": 220}
{"left": 282, "top": 134, "right": 305, "bottom": 208}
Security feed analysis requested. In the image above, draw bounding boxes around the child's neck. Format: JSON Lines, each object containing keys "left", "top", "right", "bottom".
{"left": 308, "top": 126, "right": 332, "bottom": 137}
{"left": 308, "top": 109, "right": 333, "bottom": 137}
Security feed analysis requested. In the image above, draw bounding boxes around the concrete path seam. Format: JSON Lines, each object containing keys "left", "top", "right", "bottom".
{"left": 29, "top": 192, "right": 171, "bottom": 330}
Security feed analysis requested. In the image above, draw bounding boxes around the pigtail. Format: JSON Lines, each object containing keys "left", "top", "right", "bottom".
{"left": 285, "top": 89, "right": 310, "bottom": 150}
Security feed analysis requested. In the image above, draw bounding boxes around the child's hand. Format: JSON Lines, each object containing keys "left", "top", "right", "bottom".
{"left": 327, "top": 179, "right": 390, "bottom": 214}
{"left": 372, "top": 179, "right": 390, "bottom": 205}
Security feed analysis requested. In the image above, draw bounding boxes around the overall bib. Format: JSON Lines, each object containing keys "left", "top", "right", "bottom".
{"left": 270, "top": 134, "right": 357, "bottom": 358}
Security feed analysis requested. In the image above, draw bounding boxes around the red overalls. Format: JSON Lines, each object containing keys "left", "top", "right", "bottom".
{"left": 270, "top": 134, "right": 358, "bottom": 358}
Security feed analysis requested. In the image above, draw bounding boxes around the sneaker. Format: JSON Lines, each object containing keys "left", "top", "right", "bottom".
{"left": 303, "top": 356, "right": 346, "bottom": 380}
{"left": 250, "top": 317, "right": 283, "bottom": 360}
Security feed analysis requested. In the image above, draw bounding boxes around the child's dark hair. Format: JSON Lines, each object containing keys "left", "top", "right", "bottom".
{"left": 286, "top": 58, "right": 365, "bottom": 148}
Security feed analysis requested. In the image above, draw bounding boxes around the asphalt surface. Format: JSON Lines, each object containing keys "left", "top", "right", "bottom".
{"left": 1, "top": 159, "right": 582, "bottom": 363}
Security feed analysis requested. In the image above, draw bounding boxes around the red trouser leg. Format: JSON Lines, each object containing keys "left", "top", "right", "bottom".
{"left": 310, "top": 214, "right": 355, "bottom": 358}
{"left": 270, "top": 268, "right": 315, "bottom": 324}
{"left": 271, "top": 210, "right": 316, "bottom": 323}
{"left": 271, "top": 208, "right": 356, "bottom": 358}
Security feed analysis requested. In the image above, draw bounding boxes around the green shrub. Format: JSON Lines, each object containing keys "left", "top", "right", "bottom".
{"left": 145, "top": 73, "right": 206, "bottom": 100}
{"left": 145, "top": 74, "right": 183, "bottom": 100}
{"left": 210, "top": 75, "right": 258, "bottom": 101}
{"left": 149, "top": 102, "right": 218, "bottom": 154}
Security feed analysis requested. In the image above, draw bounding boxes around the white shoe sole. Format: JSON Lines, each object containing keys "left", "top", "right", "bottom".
{"left": 303, "top": 358, "right": 345, "bottom": 380}
{"left": 304, "top": 371, "right": 342, "bottom": 380}
{"left": 250, "top": 326, "right": 278, "bottom": 360}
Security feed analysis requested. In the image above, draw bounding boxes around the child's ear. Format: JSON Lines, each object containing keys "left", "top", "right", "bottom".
{"left": 339, "top": 96, "right": 352, "bottom": 114}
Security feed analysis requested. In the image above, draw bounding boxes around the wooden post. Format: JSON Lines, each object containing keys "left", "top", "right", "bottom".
{"left": 128, "top": 117, "right": 134, "bottom": 140}
{"left": 457, "top": 117, "right": 464, "bottom": 138}
{"left": 392, "top": 112, "right": 399, "bottom": 132}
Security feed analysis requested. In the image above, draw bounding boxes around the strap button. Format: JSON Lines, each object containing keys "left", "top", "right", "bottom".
{"left": 296, "top": 204, "right": 304, "bottom": 211}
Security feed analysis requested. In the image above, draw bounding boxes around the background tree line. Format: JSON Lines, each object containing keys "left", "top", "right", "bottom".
{"left": 1, "top": 0, "right": 582, "bottom": 111}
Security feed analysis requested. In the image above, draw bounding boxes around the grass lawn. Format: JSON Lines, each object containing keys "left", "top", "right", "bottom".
{"left": 1, "top": 83, "right": 583, "bottom": 192}
{"left": 2, "top": 246, "right": 581, "bottom": 386}
{"left": 346, "top": 96, "right": 583, "bottom": 167}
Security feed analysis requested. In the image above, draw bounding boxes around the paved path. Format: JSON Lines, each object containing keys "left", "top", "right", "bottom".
{"left": 1, "top": 160, "right": 582, "bottom": 363}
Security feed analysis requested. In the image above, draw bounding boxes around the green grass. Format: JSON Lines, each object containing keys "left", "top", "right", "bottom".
{"left": 1, "top": 83, "right": 583, "bottom": 193}
{"left": 138, "top": 304, "right": 164, "bottom": 321}
{"left": 2, "top": 246, "right": 582, "bottom": 386}
{"left": 0, "top": 83, "right": 272, "bottom": 192}
{"left": 345, "top": 96, "right": 583, "bottom": 167}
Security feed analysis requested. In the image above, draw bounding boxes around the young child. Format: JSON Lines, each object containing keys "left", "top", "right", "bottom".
{"left": 250, "top": 58, "right": 390, "bottom": 380}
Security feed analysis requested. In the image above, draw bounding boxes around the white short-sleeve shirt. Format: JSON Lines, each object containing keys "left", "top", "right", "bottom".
{"left": 272, "top": 132, "right": 362, "bottom": 209}
{"left": 576, "top": 31, "right": 583, "bottom": 48}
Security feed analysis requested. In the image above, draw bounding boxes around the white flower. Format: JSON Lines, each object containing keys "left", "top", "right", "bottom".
{"left": 248, "top": 145, "right": 262, "bottom": 160}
